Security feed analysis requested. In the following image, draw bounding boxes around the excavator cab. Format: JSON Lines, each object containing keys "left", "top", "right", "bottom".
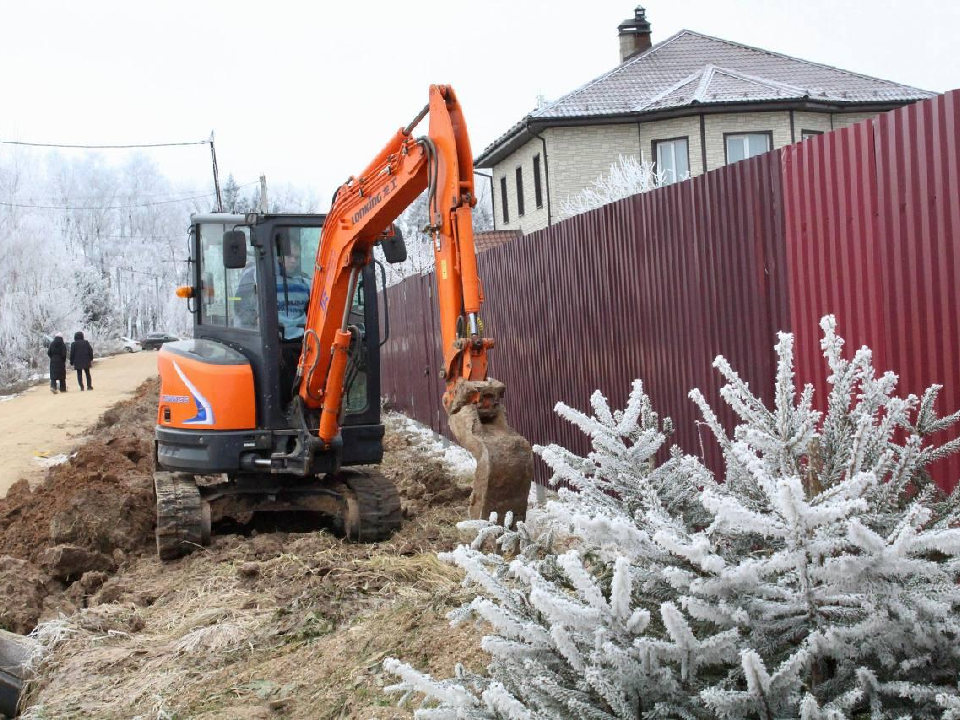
{"left": 153, "top": 213, "right": 402, "bottom": 559}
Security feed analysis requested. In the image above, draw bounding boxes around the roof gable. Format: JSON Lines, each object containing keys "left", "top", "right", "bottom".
{"left": 638, "top": 65, "right": 810, "bottom": 111}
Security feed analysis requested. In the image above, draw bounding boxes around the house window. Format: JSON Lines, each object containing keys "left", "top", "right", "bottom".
{"left": 725, "top": 132, "right": 773, "bottom": 164}
{"left": 653, "top": 137, "right": 689, "bottom": 185}
{"left": 516, "top": 167, "right": 525, "bottom": 217}
{"left": 533, "top": 154, "right": 543, "bottom": 209}
{"left": 500, "top": 176, "right": 509, "bottom": 224}
{"left": 801, "top": 129, "right": 823, "bottom": 141}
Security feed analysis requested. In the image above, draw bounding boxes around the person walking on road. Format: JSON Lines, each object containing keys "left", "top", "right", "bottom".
{"left": 47, "top": 333, "right": 67, "bottom": 394}
{"left": 70, "top": 331, "right": 94, "bottom": 391}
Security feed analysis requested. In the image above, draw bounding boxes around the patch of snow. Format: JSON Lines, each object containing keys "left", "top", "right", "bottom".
{"left": 442, "top": 443, "right": 477, "bottom": 480}
{"left": 0, "top": 393, "right": 17, "bottom": 403}
{"left": 385, "top": 411, "right": 478, "bottom": 480}
{"left": 383, "top": 410, "right": 552, "bottom": 496}
{"left": 34, "top": 452, "right": 74, "bottom": 468}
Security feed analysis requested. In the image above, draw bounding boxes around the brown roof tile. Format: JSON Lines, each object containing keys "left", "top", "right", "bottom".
{"left": 475, "top": 230, "right": 521, "bottom": 253}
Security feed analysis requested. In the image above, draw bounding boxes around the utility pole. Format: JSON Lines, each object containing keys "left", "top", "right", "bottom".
{"left": 210, "top": 131, "right": 223, "bottom": 212}
{"left": 260, "top": 174, "right": 268, "bottom": 214}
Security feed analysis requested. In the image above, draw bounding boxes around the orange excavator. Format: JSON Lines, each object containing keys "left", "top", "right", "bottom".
{"left": 152, "top": 85, "right": 533, "bottom": 559}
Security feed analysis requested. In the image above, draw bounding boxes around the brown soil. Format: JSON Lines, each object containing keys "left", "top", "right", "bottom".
{"left": 382, "top": 429, "right": 472, "bottom": 519}
{"left": 0, "top": 378, "right": 158, "bottom": 566}
{"left": 5, "top": 385, "right": 486, "bottom": 718}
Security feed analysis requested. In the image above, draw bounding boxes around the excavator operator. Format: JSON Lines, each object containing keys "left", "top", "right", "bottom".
{"left": 235, "top": 234, "right": 312, "bottom": 340}
{"left": 276, "top": 235, "right": 311, "bottom": 340}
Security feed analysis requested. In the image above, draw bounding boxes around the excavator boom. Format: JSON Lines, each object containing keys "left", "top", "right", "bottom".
{"left": 298, "top": 85, "right": 532, "bottom": 519}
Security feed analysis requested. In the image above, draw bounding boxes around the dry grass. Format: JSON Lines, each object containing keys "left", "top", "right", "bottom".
{"left": 19, "top": 417, "right": 492, "bottom": 718}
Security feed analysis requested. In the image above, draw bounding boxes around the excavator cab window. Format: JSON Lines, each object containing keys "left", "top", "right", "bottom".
{"left": 273, "top": 226, "right": 318, "bottom": 341}
{"left": 270, "top": 224, "right": 366, "bottom": 414}
{"left": 344, "top": 274, "right": 367, "bottom": 413}
{"left": 197, "top": 222, "right": 254, "bottom": 328}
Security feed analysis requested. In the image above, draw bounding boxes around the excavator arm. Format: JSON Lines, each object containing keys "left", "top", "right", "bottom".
{"left": 297, "top": 84, "right": 532, "bottom": 520}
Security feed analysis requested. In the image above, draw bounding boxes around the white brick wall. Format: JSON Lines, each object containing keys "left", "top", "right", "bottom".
{"left": 638, "top": 115, "right": 704, "bottom": 177}
{"left": 491, "top": 137, "right": 551, "bottom": 234}
{"left": 794, "top": 110, "right": 884, "bottom": 137}
{"left": 487, "top": 109, "right": 891, "bottom": 235}
{"left": 703, "top": 111, "right": 793, "bottom": 171}
{"left": 832, "top": 111, "right": 884, "bottom": 129}
{"left": 546, "top": 124, "right": 641, "bottom": 216}
{"left": 794, "top": 111, "right": 832, "bottom": 137}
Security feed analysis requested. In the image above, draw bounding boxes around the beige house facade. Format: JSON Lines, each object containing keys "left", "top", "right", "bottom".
{"left": 476, "top": 8, "right": 935, "bottom": 236}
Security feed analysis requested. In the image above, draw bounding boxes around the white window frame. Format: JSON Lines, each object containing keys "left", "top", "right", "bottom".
{"left": 654, "top": 137, "right": 690, "bottom": 185}
{"left": 725, "top": 132, "right": 772, "bottom": 164}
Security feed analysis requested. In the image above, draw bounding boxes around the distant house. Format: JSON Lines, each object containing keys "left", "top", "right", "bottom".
{"left": 475, "top": 6, "right": 935, "bottom": 235}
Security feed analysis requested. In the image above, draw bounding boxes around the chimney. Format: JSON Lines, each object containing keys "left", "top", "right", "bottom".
{"left": 618, "top": 6, "right": 652, "bottom": 63}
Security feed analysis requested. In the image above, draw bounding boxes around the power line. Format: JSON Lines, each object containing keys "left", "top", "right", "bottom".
{"left": 19, "top": 188, "right": 217, "bottom": 202}
{"left": 0, "top": 181, "right": 258, "bottom": 211}
{"left": 0, "top": 192, "right": 216, "bottom": 210}
{"left": 101, "top": 234, "right": 185, "bottom": 240}
{"left": 0, "top": 140, "right": 209, "bottom": 149}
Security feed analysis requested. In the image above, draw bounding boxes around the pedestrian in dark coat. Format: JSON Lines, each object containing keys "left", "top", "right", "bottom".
{"left": 70, "top": 331, "right": 94, "bottom": 391}
{"left": 47, "top": 334, "right": 67, "bottom": 393}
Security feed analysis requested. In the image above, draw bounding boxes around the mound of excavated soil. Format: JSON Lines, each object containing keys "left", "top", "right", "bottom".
{"left": 381, "top": 422, "right": 473, "bottom": 519}
{"left": 0, "top": 378, "right": 158, "bottom": 564}
{"left": 0, "top": 379, "right": 159, "bottom": 631}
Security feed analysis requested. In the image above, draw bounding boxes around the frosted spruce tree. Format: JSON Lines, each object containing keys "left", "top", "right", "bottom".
{"left": 385, "top": 316, "right": 960, "bottom": 718}
{"left": 558, "top": 155, "right": 669, "bottom": 220}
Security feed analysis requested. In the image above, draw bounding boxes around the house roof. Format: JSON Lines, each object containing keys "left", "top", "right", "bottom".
{"left": 474, "top": 229, "right": 521, "bottom": 253}
{"left": 475, "top": 29, "right": 935, "bottom": 166}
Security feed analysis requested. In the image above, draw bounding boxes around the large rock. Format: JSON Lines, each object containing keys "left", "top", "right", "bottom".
{"left": 0, "top": 556, "right": 48, "bottom": 634}
{"left": 38, "top": 544, "right": 114, "bottom": 582}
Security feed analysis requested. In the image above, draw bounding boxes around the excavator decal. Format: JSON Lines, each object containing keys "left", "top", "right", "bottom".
{"left": 172, "top": 361, "right": 215, "bottom": 426}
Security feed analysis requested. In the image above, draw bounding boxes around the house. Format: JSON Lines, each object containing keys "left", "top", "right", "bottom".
{"left": 474, "top": 6, "right": 935, "bottom": 235}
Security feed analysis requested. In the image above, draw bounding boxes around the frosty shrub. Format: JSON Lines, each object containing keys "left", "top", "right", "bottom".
{"left": 385, "top": 316, "right": 960, "bottom": 718}
{"left": 558, "top": 155, "right": 670, "bottom": 220}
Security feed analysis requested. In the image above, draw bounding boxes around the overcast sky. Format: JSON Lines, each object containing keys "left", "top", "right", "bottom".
{"left": 2, "top": 0, "right": 957, "bottom": 208}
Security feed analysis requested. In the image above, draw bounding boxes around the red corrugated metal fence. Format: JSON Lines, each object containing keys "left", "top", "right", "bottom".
{"left": 783, "top": 91, "right": 960, "bottom": 487}
{"left": 381, "top": 90, "right": 960, "bottom": 490}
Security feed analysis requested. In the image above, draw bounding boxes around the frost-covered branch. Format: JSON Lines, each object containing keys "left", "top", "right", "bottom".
{"left": 387, "top": 316, "right": 960, "bottom": 717}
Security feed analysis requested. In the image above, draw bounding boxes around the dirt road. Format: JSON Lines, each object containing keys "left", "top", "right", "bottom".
{"left": 0, "top": 351, "right": 158, "bottom": 497}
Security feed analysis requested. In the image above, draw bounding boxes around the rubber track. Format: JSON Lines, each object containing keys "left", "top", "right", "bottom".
{"left": 155, "top": 472, "right": 204, "bottom": 561}
{"left": 342, "top": 471, "right": 402, "bottom": 542}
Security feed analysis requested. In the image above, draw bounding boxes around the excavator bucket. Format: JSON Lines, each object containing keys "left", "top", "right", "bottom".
{"left": 447, "top": 380, "right": 534, "bottom": 521}
{"left": 0, "top": 629, "right": 36, "bottom": 717}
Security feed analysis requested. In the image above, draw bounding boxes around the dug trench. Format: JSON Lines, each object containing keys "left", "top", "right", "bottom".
{"left": 0, "top": 378, "right": 489, "bottom": 718}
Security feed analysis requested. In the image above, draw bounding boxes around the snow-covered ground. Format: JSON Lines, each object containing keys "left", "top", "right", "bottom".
{"left": 384, "top": 410, "right": 547, "bottom": 506}
{"left": 385, "top": 411, "right": 476, "bottom": 481}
